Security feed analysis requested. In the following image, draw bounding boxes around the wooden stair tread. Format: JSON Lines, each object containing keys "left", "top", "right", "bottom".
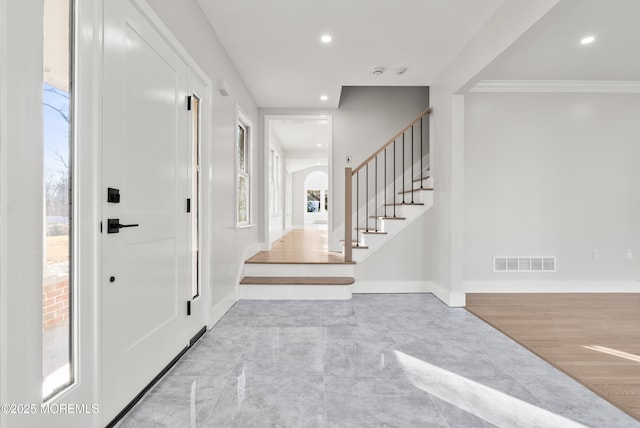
{"left": 413, "top": 176, "right": 430, "bottom": 182}
{"left": 384, "top": 202, "right": 425, "bottom": 206}
{"left": 369, "top": 216, "right": 406, "bottom": 220}
{"left": 397, "top": 187, "right": 434, "bottom": 194}
{"left": 240, "top": 276, "right": 354, "bottom": 286}
{"left": 355, "top": 229, "right": 387, "bottom": 234}
{"left": 340, "top": 240, "right": 369, "bottom": 249}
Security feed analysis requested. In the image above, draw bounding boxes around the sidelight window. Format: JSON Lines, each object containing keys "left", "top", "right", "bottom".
{"left": 42, "top": 0, "right": 74, "bottom": 399}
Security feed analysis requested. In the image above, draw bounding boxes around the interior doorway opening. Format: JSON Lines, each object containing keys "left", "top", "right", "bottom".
{"left": 264, "top": 115, "right": 332, "bottom": 246}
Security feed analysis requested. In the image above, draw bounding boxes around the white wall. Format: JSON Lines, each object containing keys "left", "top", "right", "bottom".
{"left": 464, "top": 92, "right": 640, "bottom": 290}
{"left": 268, "top": 134, "right": 285, "bottom": 244}
{"left": 147, "top": 0, "right": 261, "bottom": 316}
{"left": 355, "top": 210, "right": 434, "bottom": 282}
{"left": 428, "top": 0, "right": 560, "bottom": 306}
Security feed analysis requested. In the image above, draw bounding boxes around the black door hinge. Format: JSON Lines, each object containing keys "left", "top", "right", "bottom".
{"left": 187, "top": 300, "right": 192, "bottom": 316}
{"left": 187, "top": 95, "right": 192, "bottom": 111}
{"left": 186, "top": 198, "right": 191, "bottom": 213}
{"left": 100, "top": 221, "right": 103, "bottom": 233}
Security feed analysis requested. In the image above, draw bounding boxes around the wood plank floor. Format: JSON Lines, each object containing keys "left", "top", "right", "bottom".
{"left": 240, "top": 276, "right": 354, "bottom": 285}
{"left": 246, "top": 229, "right": 353, "bottom": 264}
{"left": 466, "top": 293, "right": 640, "bottom": 421}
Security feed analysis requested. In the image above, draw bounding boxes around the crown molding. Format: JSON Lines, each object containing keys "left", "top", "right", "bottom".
{"left": 470, "top": 80, "right": 640, "bottom": 93}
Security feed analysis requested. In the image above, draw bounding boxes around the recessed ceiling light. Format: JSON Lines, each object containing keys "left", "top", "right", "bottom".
{"left": 320, "top": 35, "right": 332, "bottom": 43}
{"left": 316, "top": 143, "right": 322, "bottom": 147}
{"left": 320, "top": 95, "right": 328, "bottom": 101}
{"left": 580, "top": 35, "right": 595, "bottom": 45}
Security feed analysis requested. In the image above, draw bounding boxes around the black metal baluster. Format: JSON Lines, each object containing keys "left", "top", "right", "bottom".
{"left": 411, "top": 125, "right": 414, "bottom": 203}
{"left": 384, "top": 148, "right": 387, "bottom": 218}
{"left": 393, "top": 140, "right": 396, "bottom": 217}
{"left": 356, "top": 172, "right": 359, "bottom": 246}
{"left": 420, "top": 118, "right": 424, "bottom": 189}
{"left": 366, "top": 163, "right": 369, "bottom": 232}
{"left": 402, "top": 133, "right": 406, "bottom": 203}
{"left": 375, "top": 156, "right": 378, "bottom": 231}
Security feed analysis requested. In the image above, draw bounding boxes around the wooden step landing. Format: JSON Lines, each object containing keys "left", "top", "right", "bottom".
{"left": 369, "top": 216, "right": 406, "bottom": 220}
{"left": 397, "top": 187, "right": 434, "bottom": 195}
{"left": 240, "top": 276, "right": 354, "bottom": 286}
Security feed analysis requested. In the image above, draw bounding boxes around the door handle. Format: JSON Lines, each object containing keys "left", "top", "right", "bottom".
{"left": 107, "top": 218, "right": 140, "bottom": 234}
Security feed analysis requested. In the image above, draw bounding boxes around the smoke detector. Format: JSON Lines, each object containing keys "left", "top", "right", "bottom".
{"left": 371, "top": 67, "right": 385, "bottom": 76}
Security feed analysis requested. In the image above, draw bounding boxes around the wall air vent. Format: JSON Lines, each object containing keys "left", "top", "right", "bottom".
{"left": 493, "top": 257, "right": 556, "bottom": 273}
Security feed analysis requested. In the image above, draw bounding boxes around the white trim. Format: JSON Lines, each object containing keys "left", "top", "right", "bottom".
{"left": 470, "top": 80, "right": 640, "bottom": 93}
{"left": 236, "top": 223, "right": 257, "bottom": 229}
{"left": 464, "top": 280, "right": 640, "bottom": 294}
{"left": 239, "top": 284, "right": 351, "bottom": 300}
{"left": 352, "top": 281, "right": 432, "bottom": 294}
{"left": 208, "top": 289, "right": 237, "bottom": 328}
{"left": 0, "top": 0, "right": 8, "bottom": 419}
{"left": 429, "top": 282, "right": 466, "bottom": 308}
{"left": 243, "top": 263, "right": 355, "bottom": 277}
{"left": 130, "top": 0, "right": 209, "bottom": 85}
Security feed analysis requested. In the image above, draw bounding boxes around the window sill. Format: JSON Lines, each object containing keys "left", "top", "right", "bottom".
{"left": 236, "top": 224, "right": 257, "bottom": 230}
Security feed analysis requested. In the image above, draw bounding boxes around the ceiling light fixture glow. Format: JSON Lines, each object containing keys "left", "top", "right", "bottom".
{"left": 320, "top": 35, "right": 332, "bottom": 43}
{"left": 320, "top": 95, "right": 328, "bottom": 101}
{"left": 316, "top": 143, "right": 322, "bottom": 147}
{"left": 580, "top": 35, "right": 595, "bottom": 45}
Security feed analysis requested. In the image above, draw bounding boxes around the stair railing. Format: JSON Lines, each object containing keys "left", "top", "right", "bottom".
{"left": 344, "top": 107, "right": 431, "bottom": 262}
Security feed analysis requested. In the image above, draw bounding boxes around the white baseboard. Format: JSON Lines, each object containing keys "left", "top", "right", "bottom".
{"left": 208, "top": 289, "right": 237, "bottom": 328}
{"left": 352, "top": 281, "right": 466, "bottom": 307}
{"left": 464, "top": 280, "right": 640, "bottom": 294}
{"left": 351, "top": 281, "right": 432, "bottom": 294}
{"left": 239, "top": 284, "right": 351, "bottom": 300}
{"left": 430, "top": 281, "right": 466, "bottom": 307}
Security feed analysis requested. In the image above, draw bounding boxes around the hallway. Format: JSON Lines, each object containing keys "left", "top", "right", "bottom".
{"left": 116, "top": 294, "right": 638, "bottom": 427}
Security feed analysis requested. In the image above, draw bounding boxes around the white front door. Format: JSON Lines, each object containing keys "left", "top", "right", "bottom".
{"left": 102, "top": 0, "right": 191, "bottom": 422}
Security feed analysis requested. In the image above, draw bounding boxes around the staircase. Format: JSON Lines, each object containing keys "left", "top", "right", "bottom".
{"left": 238, "top": 107, "right": 432, "bottom": 300}
{"left": 343, "top": 108, "right": 433, "bottom": 262}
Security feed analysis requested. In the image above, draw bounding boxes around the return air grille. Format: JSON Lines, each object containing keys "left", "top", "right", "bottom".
{"left": 493, "top": 257, "right": 556, "bottom": 273}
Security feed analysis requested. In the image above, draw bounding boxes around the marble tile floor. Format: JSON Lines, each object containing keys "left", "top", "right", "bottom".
{"left": 116, "top": 294, "right": 640, "bottom": 428}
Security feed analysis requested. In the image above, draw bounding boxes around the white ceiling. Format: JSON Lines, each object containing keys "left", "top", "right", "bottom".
{"left": 270, "top": 118, "right": 331, "bottom": 151}
{"left": 270, "top": 118, "right": 330, "bottom": 173}
{"left": 197, "top": 0, "right": 505, "bottom": 108}
{"left": 477, "top": 0, "right": 640, "bottom": 82}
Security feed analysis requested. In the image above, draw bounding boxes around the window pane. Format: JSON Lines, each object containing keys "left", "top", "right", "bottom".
{"left": 307, "top": 190, "right": 320, "bottom": 212}
{"left": 191, "top": 95, "right": 200, "bottom": 299}
{"left": 43, "top": 0, "right": 73, "bottom": 398}
{"left": 238, "top": 174, "right": 248, "bottom": 223}
{"left": 238, "top": 125, "right": 246, "bottom": 171}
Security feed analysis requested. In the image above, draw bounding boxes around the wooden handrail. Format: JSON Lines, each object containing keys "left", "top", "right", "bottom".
{"left": 352, "top": 107, "right": 432, "bottom": 174}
